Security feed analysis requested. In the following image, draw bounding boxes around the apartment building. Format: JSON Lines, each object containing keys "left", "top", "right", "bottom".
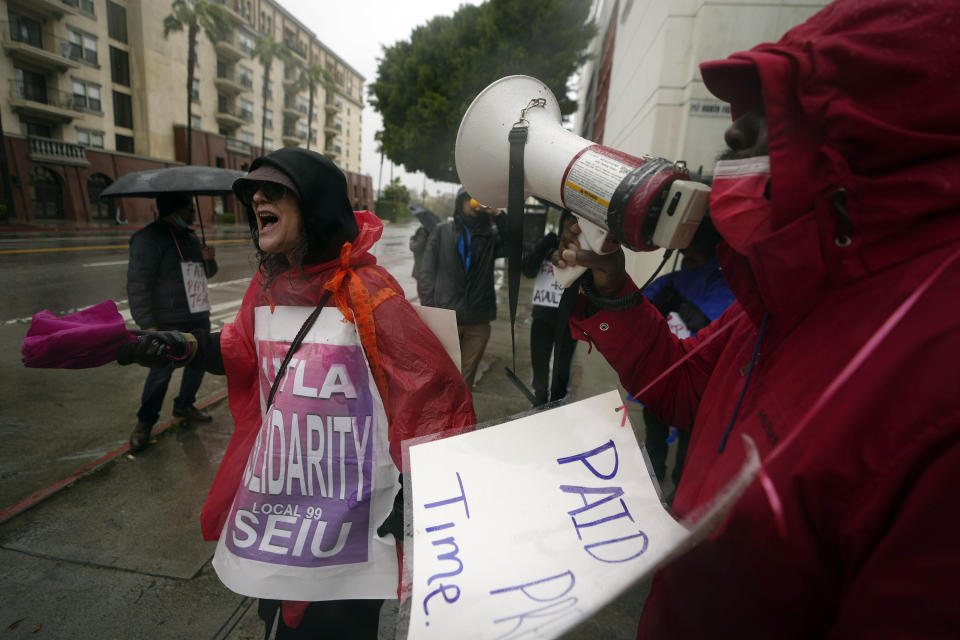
{"left": 0, "top": 0, "right": 372, "bottom": 225}
{"left": 574, "top": 0, "right": 828, "bottom": 279}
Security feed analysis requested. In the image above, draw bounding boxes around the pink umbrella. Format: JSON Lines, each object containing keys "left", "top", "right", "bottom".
{"left": 22, "top": 300, "right": 137, "bottom": 369}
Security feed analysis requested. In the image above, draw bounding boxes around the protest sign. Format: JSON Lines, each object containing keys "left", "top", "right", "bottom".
{"left": 180, "top": 261, "right": 211, "bottom": 313}
{"left": 213, "top": 307, "right": 400, "bottom": 601}
{"left": 401, "top": 390, "right": 759, "bottom": 639}
{"left": 531, "top": 261, "right": 563, "bottom": 308}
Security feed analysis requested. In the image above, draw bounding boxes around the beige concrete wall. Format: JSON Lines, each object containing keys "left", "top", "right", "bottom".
{"left": 575, "top": 0, "right": 828, "bottom": 283}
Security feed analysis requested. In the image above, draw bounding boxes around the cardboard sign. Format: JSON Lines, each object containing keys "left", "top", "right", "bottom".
{"left": 401, "top": 391, "right": 759, "bottom": 639}
{"left": 531, "top": 261, "right": 563, "bottom": 308}
{"left": 412, "top": 304, "right": 461, "bottom": 371}
{"left": 180, "top": 261, "right": 211, "bottom": 313}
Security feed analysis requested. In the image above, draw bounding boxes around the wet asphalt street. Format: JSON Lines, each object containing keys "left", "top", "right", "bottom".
{"left": 0, "top": 219, "right": 654, "bottom": 639}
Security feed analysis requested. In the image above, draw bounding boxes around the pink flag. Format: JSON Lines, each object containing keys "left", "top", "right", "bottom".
{"left": 21, "top": 300, "right": 137, "bottom": 369}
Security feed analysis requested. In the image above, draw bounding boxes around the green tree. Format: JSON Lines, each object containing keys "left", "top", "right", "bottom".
{"left": 298, "top": 64, "right": 335, "bottom": 152}
{"left": 369, "top": 0, "right": 595, "bottom": 182}
{"left": 382, "top": 178, "right": 411, "bottom": 204}
{"left": 163, "top": 0, "right": 232, "bottom": 165}
{"left": 253, "top": 35, "right": 292, "bottom": 156}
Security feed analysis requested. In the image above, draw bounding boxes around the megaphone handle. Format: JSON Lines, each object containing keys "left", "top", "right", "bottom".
{"left": 553, "top": 218, "right": 609, "bottom": 289}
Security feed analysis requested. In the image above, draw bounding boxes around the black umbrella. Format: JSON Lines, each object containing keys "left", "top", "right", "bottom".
{"left": 407, "top": 203, "right": 441, "bottom": 234}
{"left": 100, "top": 166, "right": 245, "bottom": 244}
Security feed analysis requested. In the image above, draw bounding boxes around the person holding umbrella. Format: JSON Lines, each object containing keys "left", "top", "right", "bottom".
{"left": 126, "top": 192, "right": 217, "bottom": 452}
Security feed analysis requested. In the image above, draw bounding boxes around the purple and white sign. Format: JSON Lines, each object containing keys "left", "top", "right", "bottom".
{"left": 214, "top": 306, "right": 400, "bottom": 601}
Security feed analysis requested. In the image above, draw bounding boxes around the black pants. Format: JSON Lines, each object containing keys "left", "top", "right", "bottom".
{"left": 260, "top": 599, "right": 384, "bottom": 639}
{"left": 643, "top": 408, "right": 690, "bottom": 501}
{"left": 530, "top": 307, "right": 577, "bottom": 406}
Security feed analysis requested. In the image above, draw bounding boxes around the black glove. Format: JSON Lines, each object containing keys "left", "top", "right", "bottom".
{"left": 377, "top": 475, "right": 404, "bottom": 541}
{"left": 117, "top": 330, "right": 197, "bottom": 368}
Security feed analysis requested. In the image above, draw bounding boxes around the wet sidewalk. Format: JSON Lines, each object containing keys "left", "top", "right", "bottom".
{"left": 0, "top": 269, "right": 660, "bottom": 639}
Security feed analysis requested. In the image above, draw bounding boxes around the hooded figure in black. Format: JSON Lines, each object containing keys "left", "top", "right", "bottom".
{"left": 240, "top": 147, "right": 359, "bottom": 275}
{"left": 419, "top": 187, "right": 507, "bottom": 387}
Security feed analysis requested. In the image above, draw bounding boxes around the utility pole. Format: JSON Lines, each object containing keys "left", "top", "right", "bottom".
{"left": 0, "top": 110, "right": 16, "bottom": 221}
{"left": 377, "top": 149, "right": 384, "bottom": 201}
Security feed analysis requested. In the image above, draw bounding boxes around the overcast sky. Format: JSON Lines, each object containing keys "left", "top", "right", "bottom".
{"left": 280, "top": 0, "right": 480, "bottom": 199}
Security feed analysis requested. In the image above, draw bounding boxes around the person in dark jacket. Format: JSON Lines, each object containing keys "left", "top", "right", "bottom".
{"left": 420, "top": 187, "right": 506, "bottom": 387}
{"left": 126, "top": 192, "right": 217, "bottom": 451}
{"left": 522, "top": 210, "right": 578, "bottom": 405}
{"left": 640, "top": 217, "right": 734, "bottom": 501}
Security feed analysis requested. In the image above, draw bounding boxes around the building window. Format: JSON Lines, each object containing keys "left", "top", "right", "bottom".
{"left": 88, "top": 173, "right": 113, "bottom": 220}
{"left": 239, "top": 66, "right": 254, "bottom": 89}
{"left": 106, "top": 1, "right": 128, "bottom": 43}
{"left": 72, "top": 79, "right": 102, "bottom": 112}
{"left": 14, "top": 67, "right": 48, "bottom": 104}
{"left": 68, "top": 29, "right": 98, "bottom": 65}
{"left": 237, "top": 32, "right": 254, "bottom": 54}
{"left": 191, "top": 115, "right": 202, "bottom": 130}
{"left": 241, "top": 130, "right": 254, "bottom": 144}
{"left": 77, "top": 128, "right": 105, "bottom": 148}
{"left": 30, "top": 167, "right": 63, "bottom": 219}
{"left": 296, "top": 122, "right": 307, "bottom": 139}
{"left": 309, "top": 128, "right": 316, "bottom": 143}
{"left": 22, "top": 119, "right": 54, "bottom": 139}
{"left": 297, "top": 96, "right": 309, "bottom": 113}
{"left": 113, "top": 91, "right": 133, "bottom": 128}
{"left": 263, "top": 137, "right": 272, "bottom": 151}
{"left": 9, "top": 12, "right": 42, "bottom": 48}
{"left": 63, "top": 0, "right": 96, "bottom": 14}
{"left": 191, "top": 78, "right": 200, "bottom": 101}
{"left": 115, "top": 134, "right": 134, "bottom": 153}
{"left": 264, "top": 108, "right": 273, "bottom": 129}
{"left": 239, "top": 98, "right": 254, "bottom": 121}
{"left": 109, "top": 46, "right": 130, "bottom": 86}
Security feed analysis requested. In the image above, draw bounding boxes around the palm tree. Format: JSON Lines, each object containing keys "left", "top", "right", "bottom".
{"left": 252, "top": 35, "right": 291, "bottom": 156}
{"left": 298, "top": 64, "right": 334, "bottom": 151}
{"left": 163, "top": 0, "right": 232, "bottom": 165}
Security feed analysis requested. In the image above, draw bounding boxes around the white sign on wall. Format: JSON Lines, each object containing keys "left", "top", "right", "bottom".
{"left": 401, "top": 390, "right": 759, "bottom": 639}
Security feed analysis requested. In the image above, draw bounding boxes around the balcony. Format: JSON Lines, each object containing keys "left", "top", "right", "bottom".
{"left": 28, "top": 135, "right": 89, "bottom": 166}
{"left": 282, "top": 98, "right": 306, "bottom": 120}
{"left": 324, "top": 120, "right": 342, "bottom": 136}
{"left": 282, "top": 126, "right": 306, "bottom": 147}
{"left": 215, "top": 106, "right": 252, "bottom": 129}
{"left": 324, "top": 95, "right": 341, "bottom": 113}
{"left": 211, "top": 0, "right": 247, "bottom": 25}
{"left": 283, "top": 37, "right": 306, "bottom": 61}
{"left": 214, "top": 35, "right": 245, "bottom": 61}
{"left": 215, "top": 70, "right": 251, "bottom": 95}
{"left": 1, "top": 23, "right": 82, "bottom": 72}
{"left": 9, "top": 80, "right": 81, "bottom": 122}
{"left": 7, "top": 0, "right": 80, "bottom": 19}
{"left": 224, "top": 137, "right": 251, "bottom": 155}
{"left": 324, "top": 145, "right": 340, "bottom": 161}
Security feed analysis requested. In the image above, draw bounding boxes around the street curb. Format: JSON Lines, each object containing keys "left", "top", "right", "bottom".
{"left": 0, "top": 389, "right": 229, "bottom": 526}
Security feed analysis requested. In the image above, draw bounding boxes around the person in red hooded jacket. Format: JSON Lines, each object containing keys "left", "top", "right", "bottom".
{"left": 553, "top": 1, "right": 960, "bottom": 637}
{"left": 119, "top": 147, "right": 476, "bottom": 638}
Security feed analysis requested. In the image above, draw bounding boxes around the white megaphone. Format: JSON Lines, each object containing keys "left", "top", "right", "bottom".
{"left": 456, "top": 75, "right": 710, "bottom": 287}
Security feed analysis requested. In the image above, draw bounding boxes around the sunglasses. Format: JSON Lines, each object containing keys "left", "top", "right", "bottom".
{"left": 236, "top": 180, "right": 290, "bottom": 207}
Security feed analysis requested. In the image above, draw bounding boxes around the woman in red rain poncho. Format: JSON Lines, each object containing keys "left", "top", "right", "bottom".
{"left": 121, "top": 147, "right": 475, "bottom": 638}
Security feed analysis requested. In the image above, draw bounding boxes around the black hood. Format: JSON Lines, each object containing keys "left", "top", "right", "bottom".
{"left": 237, "top": 147, "right": 358, "bottom": 253}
